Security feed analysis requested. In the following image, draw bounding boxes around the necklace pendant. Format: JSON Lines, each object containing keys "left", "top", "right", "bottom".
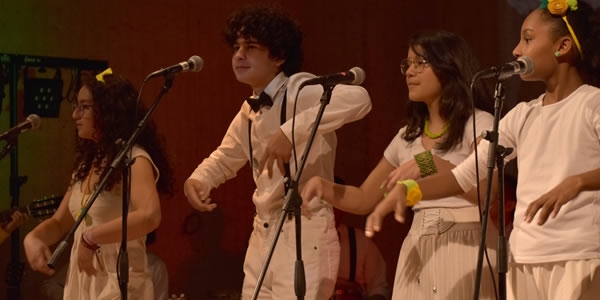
{"left": 77, "top": 208, "right": 90, "bottom": 223}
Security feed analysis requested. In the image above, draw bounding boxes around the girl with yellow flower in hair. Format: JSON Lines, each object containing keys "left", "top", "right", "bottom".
{"left": 371, "top": 0, "right": 600, "bottom": 299}
{"left": 23, "top": 70, "right": 173, "bottom": 299}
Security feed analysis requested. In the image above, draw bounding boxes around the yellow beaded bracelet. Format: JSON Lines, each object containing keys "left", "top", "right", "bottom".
{"left": 397, "top": 179, "right": 423, "bottom": 207}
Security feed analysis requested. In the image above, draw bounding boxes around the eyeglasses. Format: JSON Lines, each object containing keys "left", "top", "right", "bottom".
{"left": 71, "top": 103, "right": 93, "bottom": 116}
{"left": 400, "top": 57, "right": 429, "bottom": 75}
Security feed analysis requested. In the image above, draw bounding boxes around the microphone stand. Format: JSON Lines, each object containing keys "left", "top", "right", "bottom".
{"left": 5, "top": 137, "right": 27, "bottom": 300}
{"left": 0, "top": 137, "right": 16, "bottom": 161}
{"left": 252, "top": 84, "right": 335, "bottom": 300}
{"left": 472, "top": 79, "right": 512, "bottom": 300}
{"left": 48, "top": 74, "right": 175, "bottom": 300}
{"left": 5, "top": 61, "right": 26, "bottom": 300}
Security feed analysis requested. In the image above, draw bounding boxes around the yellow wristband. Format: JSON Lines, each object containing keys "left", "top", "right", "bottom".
{"left": 397, "top": 179, "right": 423, "bottom": 207}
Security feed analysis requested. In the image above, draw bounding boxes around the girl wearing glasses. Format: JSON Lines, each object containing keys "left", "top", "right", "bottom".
{"left": 301, "top": 30, "right": 496, "bottom": 299}
{"left": 24, "top": 71, "right": 173, "bottom": 300}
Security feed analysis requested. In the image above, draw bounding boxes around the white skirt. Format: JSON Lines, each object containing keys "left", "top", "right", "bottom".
{"left": 392, "top": 206, "right": 498, "bottom": 300}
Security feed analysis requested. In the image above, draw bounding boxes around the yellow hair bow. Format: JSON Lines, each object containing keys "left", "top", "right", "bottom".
{"left": 96, "top": 67, "right": 113, "bottom": 83}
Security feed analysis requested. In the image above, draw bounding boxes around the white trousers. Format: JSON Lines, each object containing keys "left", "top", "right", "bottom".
{"left": 392, "top": 206, "right": 497, "bottom": 300}
{"left": 508, "top": 259, "right": 600, "bottom": 300}
{"left": 242, "top": 208, "right": 340, "bottom": 300}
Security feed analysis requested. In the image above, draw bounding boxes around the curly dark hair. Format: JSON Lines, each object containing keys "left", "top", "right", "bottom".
{"left": 539, "top": 1, "right": 600, "bottom": 86}
{"left": 224, "top": 4, "right": 303, "bottom": 76}
{"left": 71, "top": 73, "right": 173, "bottom": 196}
{"left": 402, "top": 31, "right": 493, "bottom": 152}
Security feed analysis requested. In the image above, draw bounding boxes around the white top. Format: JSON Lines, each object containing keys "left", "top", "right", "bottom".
{"left": 65, "top": 146, "right": 158, "bottom": 300}
{"left": 453, "top": 84, "right": 600, "bottom": 263}
{"left": 384, "top": 109, "right": 494, "bottom": 209}
{"left": 189, "top": 72, "right": 371, "bottom": 219}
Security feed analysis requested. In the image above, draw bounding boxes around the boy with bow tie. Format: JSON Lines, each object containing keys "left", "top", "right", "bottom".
{"left": 183, "top": 4, "right": 371, "bottom": 299}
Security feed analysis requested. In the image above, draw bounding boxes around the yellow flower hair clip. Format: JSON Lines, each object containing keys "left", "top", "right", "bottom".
{"left": 96, "top": 67, "right": 113, "bottom": 83}
{"left": 539, "top": 0, "right": 582, "bottom": 57}
{"left": 545, "top": 0, "right": 578, "bottom": 15}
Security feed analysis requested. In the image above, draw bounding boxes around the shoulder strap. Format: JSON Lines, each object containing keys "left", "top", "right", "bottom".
{"left": 247, "top": 91, "right": 292, "bottom": 193}
{"left": 280, "top": 91, "right": 292, "bottom": 193}
{"left": 248, "top": 119, "right": 254, "bottom": 171}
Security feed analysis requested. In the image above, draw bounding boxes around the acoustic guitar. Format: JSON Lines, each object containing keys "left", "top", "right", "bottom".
{"left": 4, "top": 195, "right": 62, "bottom": 300}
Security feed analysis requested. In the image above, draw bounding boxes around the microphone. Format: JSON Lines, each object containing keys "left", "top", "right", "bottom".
{"left": 146, "top": 55, "right": 204, "bottom": 79}
{"left": 0, "top": 114, "right": 41, "bottom": 140}
{"left": 474, "top": 56, "right": 534, "bottom": 80}
{"left": 300, "top": 67, "right": 366, "bottom": 88}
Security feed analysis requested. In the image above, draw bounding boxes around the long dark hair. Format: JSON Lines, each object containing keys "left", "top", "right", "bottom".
{"left": 71, "top": 73, "right": 173, "bottom": 196}
{"left": 539, "top": 1, "right": 600, "bottom": 86}
{"left": 402, "top": 31, "right": 492, "bottom": 152}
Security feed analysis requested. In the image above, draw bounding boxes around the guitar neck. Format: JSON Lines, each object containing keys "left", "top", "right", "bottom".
{"left": 0, "top": 196, "right": 60, "bottom": 225}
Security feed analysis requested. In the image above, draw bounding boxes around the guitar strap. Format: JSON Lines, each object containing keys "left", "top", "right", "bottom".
{"left": 248, "top": 90, "right": 291, "bottom": 194}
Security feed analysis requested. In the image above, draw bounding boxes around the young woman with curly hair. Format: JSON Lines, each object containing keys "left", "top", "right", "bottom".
{"left": 24, "top": 70, "right": 173, "bottom": 299}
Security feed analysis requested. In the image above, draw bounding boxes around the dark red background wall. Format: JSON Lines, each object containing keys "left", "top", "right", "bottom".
{"left": 0, "top": 0, "right": 543, "bottom": 298}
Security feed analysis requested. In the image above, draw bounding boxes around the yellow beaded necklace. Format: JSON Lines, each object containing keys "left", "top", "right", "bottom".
{"left": 424, "top": 119, "right": 448, "bottom": 139}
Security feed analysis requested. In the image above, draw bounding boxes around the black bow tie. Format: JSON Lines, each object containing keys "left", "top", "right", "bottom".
{"left": 246, "top": 92, "right": 273, "bottom": 112}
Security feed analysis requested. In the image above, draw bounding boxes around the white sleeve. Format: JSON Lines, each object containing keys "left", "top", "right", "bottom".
{"left": 279, "top": 72, "right": 372, "bottom": 145}
{"left": 188, "top": 108, "right": 250, "bottom": 189}
{"left": 452, "top": 105, "right": 524, "bottom": 192}
{"left": 451, "top": 139, "right": 491, "bottom": 192}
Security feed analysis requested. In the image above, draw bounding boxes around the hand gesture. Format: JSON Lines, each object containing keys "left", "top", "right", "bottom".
{"left": 383, "top": 158, "right": 421, "bottom": 190}
{"left": 4, "top": 210, "right": 28, "bottom": 233}
{"left": 524, "top": 176, "right": 581, "bottom": 225}
{"left": 300, "top": 176, "right": 328, "bottom": 217}
{"left": 77, "top": 241, "right": 99, "bottom": 276}
{"left": 184, "top": 179, "right": 217, "bottom": 212}
{"left": 365, "top": 183, "right": 408, "bottom": 237}
{"left": 365, "top": 197, "right": 394, "bottom": 238}
{"left": 258, "top": 129, "right": 292, "bottom": 178}
{"left": 23, "top": 234, "right": 55, "bottom": 276}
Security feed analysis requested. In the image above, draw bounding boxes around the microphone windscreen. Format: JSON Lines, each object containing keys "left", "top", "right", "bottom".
{"left": 26, "top": 114, "right": 41, "bottom": 130}
{"left": 518, "top": 56, "right": 534, "bottom": 75}
{"left": 350, "top": 67, "right": 366, "bottom": 85}
{"left": 189, "top": 56, "right": 204, "bottom": 72}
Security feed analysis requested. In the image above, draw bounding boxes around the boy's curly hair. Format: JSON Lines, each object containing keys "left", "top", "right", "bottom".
{"left": 224, "top": 4, "right": 303, "bottom": 76}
